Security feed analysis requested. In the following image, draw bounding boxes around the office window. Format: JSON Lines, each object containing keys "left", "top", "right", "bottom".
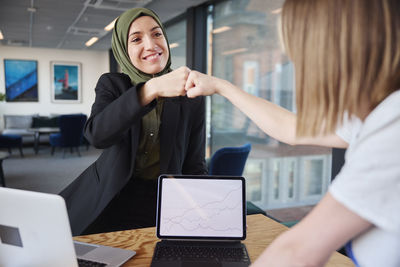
{"left": 207, "top": 0, "right": 332, "bottom": 211}
{"left": 165, "top": 19, "right": 186, "bottom": 70}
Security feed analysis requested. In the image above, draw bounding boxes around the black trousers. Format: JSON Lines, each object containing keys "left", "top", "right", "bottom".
{"left": 82, "top": 178, "right": 157, "bottom": 235}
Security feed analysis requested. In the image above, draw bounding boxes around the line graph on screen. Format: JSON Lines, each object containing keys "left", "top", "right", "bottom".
{"left": 160, "top": 179, "right": 243, "bottom": 237}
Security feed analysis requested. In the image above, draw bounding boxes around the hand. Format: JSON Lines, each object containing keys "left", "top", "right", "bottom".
{"left": 152, "top": 66, "right": 191, "bottom": 96}
{"left": 185, "top": 70, "right": 220, "bottom": 98}
{"left": 139, "top": 66, "right": 190, "bottom": 105}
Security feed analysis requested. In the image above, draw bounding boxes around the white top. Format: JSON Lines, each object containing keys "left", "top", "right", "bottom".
{"left": 331, "top": 90, "right": 400, "bottom": 267}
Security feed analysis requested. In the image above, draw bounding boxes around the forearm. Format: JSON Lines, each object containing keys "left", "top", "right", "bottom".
{"left": 215, "top": 78, "right": 298, "bottom": 145}
{"left": 215, "top": 78, "right": 348, "bottom": 148}
{"left": 252, "top": 230, "right": 321, "bottom": 267}
{"left": 252, "top": 193, "right": 372, "bottom": 267}
{"left": 140, "top": 66, "right": 191, "bottom": 106}
{"left": 139, "top": 79, "right": 158, "bottom": 106}
{"left": 186, "top": 71, "right": 348, "bottom": 148}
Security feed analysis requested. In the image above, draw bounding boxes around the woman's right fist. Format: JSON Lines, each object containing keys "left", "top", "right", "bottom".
{"left": 151, "top": 66, "right": 191, "bottom": 98}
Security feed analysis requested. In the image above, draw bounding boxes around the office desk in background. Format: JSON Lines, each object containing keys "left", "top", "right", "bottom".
{"left": 74, "top": 214, "right": 354, "bottom": 267}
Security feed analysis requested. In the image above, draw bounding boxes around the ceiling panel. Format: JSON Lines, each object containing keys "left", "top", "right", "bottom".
{"left": 0, "top": 0, "right": 208, "bottom": 51}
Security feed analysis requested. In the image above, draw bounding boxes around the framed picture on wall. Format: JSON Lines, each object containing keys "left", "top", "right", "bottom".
{"left": 51, "top": 61, "right": 81, "bottom": 103}
{"left": 4, "top": 59, "right": 39, "bottom": 102}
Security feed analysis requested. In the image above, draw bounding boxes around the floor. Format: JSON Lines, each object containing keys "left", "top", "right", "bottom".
{"left": 2, "top": 144, "right": 102, "bottom": 193}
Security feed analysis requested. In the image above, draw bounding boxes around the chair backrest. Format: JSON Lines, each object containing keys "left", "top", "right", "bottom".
{"left": 209, "top": 143, "right": 252, "bottom": 176}
{"left": 331, "top": 148, "right": 346, "bottom": 181}
{"left": 59, "top": 114, "right": 87, "bottom": 146}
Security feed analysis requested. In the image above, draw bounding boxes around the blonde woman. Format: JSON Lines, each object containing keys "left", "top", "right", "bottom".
{"left": 185, "top": 0, "right": 400, "bottom": 266}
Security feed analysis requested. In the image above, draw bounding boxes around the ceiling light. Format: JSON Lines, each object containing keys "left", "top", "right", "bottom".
{"left": 271, "top": 8, "right": 282, "bottom": 14}
{"left": 212, "top": 26, "right": 231, "bottom": 34}
{"left": 104, "top": 18, "right": 117, "bottom": 31}
{"left": 0, "top": 30, "right": 4, "bottom": 40}
{"left": 169, "top": 43, "right": 179, "bottom": 49}
{"left": 27, "top": 7, "right": 37, "bottom": 13}
{"left": 85, "top": 37, "right": 99, "bottom": 47}
{"left": 222, "top": 48, "right": 248, "bottom": 56}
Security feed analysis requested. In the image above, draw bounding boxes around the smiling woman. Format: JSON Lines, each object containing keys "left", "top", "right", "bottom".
{"left": 127, "top": 16, "right": 169, "bottom": 75}
{"left": 60, "top": 8, "right": 207, "bottom": 236}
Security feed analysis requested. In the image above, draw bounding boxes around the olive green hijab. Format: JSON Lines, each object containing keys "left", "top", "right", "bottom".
{"left": 111, "top": 8, "right": 172, "bottom": 85}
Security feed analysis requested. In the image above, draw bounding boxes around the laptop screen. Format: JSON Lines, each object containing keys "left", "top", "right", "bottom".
{"left": 156, "top": 175, "right": 246, "bottom": 240}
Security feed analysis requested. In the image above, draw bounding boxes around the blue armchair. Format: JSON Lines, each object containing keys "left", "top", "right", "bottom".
{"left": 49, "top": 114, "right": 87, "bottom": 157}
{"left": 209, "top": 143, "right": 252, "bottom": 176}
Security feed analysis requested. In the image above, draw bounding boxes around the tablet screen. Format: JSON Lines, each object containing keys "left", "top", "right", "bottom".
{"left": 157, "top": 175, "right": 246, "bottom": 240}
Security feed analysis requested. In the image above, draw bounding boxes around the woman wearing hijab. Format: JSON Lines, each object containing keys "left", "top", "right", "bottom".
{"left": 61, "top": 8, "right": 207, "bottom": 236}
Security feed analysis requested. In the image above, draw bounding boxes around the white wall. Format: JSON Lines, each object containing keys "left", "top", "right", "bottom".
{"left": 0, "top": 45, "right": 109, "bottom": 130}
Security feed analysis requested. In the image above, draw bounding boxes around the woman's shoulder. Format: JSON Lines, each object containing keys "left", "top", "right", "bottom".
{"left": 98, "top": 72, "right": 131, "bottom": 84}
{"left": 96, "top": 73, "right": 134, "bottom": 94}
{"left": 366, "top": 92, "right": 400, "bottom": 144}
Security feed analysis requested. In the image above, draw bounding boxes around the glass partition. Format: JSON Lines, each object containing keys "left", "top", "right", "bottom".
{"left": 207, "top": 0, "right": 332, "bottom": 211}
{"left": 165, "top": 19, "right": 187, "bottom": 70}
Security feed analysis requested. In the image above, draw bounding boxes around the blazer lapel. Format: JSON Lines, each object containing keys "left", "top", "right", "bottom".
{"left": 160, "top": 98, "right": 181, "bottom": 173}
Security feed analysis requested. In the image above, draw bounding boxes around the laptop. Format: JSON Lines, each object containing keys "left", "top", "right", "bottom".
{"left": 0, "top": 187, "right": 135, "bottom": 267}
{"left": 150, "top": 175, "right": 251, "bottom": 267}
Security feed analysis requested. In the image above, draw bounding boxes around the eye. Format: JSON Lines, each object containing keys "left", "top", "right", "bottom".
{"left": 154, "top": 32, "right": 163, "bottom": 38}
{"left": 131, "top": 37, "right": 141, "bottom": 43}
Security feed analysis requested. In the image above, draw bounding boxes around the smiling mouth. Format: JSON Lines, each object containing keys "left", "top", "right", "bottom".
{"left": 143, "top": 52, "right": 162, "bottom": 61}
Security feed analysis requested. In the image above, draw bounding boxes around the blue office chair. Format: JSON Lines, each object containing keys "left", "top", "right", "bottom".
{"left": 209, "top": 143, "right": 267, "bottom": 216}
{"left": 209, "top": 143, "right": 252, "bottom": 176}
{"left": 49, "top": 114, "right": 87, "bottom": 158}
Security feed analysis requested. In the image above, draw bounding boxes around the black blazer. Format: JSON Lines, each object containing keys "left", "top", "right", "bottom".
{"left": 60, "top": 73, "right": 207, "bottom": 235}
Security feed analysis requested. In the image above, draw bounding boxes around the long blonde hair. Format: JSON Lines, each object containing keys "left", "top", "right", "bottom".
{"left": 281, "top": 0, "right": 400, "bottom": 136}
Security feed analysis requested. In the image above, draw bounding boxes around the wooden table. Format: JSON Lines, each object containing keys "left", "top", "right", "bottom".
{"left": 74, "top": 214, "right": 354, "bottom": 267}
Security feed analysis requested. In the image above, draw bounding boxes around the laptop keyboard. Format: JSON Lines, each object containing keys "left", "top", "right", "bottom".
{"left": 154, "top": 244, "right": 250, "bottom": 262}
{"left": 77, "top": 258, "right": 107, "bottom": 267}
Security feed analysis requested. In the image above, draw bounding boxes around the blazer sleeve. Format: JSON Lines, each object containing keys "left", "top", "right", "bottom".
{"left": 182, "top": 96, "right": 208, "bottom": 174}
{"left": 84, "top": 73, "right": 156, "bottom": 149}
